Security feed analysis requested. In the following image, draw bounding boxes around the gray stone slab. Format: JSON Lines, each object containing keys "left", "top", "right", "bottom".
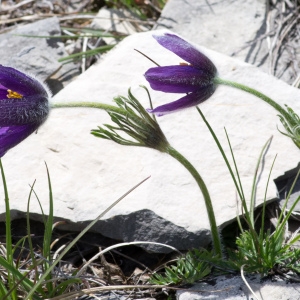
{"left": 155, "top": 0, "right": 300, "bottom": 85}
{"left": 77, "top": 209, "right": 211, "bottom": 252}
{"left": 155, "top": 0, "right": 266, "bottom": 62}
{"left": 0, "top": 17, "right": 60, "bottom": 80}
{"left": 0, "top": 17, "right": 79, "bottom": 92}
{"left": 177, "top": 275, "right": 300, "bottom": 299}
{"left": 0, "top": 30, "right": 299, "bottom": 252}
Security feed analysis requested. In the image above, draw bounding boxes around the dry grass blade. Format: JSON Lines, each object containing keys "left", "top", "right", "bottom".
{"left": 46, "top": 284, "right": 166, "bottom": 300}
{"left": 77, "top": 241, "right": 182, "bottom": 276}
{"left": 292, "top": 75, "right": 300, "bottom": 87}
{"left": 0, "top": 13, "right": 56, "bottom": 25}
{"left": 267, "top": 0, "right": 300, "bottom": 80}
{"left": 270, "top": 14, "right": 300, "bottom": 75}
{"left": 0, "top": 0, "right": 35, "bottom": 12}
{"left": 60, "top": 14, "right": 156, "bottom": 24}
{"left": 46, "top": 283, "right": 233, "bottom": 300}
{"left": 0, "top": 13, "right": 156, "bottom": 26}
{"left": 240, "top": 265, "right": 260, "bottom": 300}
{"left": 231, "top": 30, "right": 275, "bottom": 57}
{"left": 233, "top": 0, "right": 300, "bottom": 84}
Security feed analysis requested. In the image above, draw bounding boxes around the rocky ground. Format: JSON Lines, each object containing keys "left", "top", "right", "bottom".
{"left": 0, "top": 0, "right": 299, "bottom": 299}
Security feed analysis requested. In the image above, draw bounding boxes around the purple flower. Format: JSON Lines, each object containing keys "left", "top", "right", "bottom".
{"left": 0, "top": 66, "right": 50, "bottom": 157}
{"left": 144, "top": 33, "right": 217, "bottom": 116}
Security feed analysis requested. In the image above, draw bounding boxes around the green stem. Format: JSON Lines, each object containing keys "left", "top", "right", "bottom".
{"left": 52, "top": 101, "right": 223, "bottom": 256}
{"left": 166, "top": 146, "right": 222, "bottom": 257}
{"left": 51, "top": 101, "right": 125, "bottom": 114}
{"left": 0, "top": 159, "right": 16, "bottom": 299}
{"left": 214, "top": 77, "right": 295, "bottom": 126}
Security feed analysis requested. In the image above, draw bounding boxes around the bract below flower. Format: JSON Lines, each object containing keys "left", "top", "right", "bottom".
{"left": 0, "top": 65, "right": 50, "bottom": 157}
{"left": 144, "top": 33, "right": 217, "bottom": 116}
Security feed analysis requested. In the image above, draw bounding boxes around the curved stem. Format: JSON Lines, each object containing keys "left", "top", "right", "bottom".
{"left": 166, "top": 145, "right": 222, "bottom": 257}
{"left": 51, "top": 101, "right": 125, "bottom": 114}
{"left": 214, "top": 77, "right": 295, "bottom": 126}
{"left": 52, "top": 101, "right": 223, "bottom": 256}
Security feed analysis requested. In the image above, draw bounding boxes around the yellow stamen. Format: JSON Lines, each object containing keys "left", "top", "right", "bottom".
{"left": 7, "top": 89, "right": 23, "bottom": 99}
{"left": 179, "top": 62, "right": 190, "bottom": 66}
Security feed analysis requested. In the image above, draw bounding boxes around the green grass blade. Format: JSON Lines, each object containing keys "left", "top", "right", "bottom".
{"left": 0, "top": 256, "right": 36, "bottom": 297}
{"left": 26, "top": 180, "right": 39, "bottom": 289}
{"left": 0, "top": 159, "right": 16, "bottom": 300}
{"left": 31, "top": 187, "right": 46, "bottom": 224}
{"left": 278, "top": 168, "right": 300, "bottom": 224}
{"left": 196, "top": 108, "right": 245, "bottom": 202}
{"left": 278, "top": 201, "right": 300, "bottom": 251}
{"left": 196, "top": 107, "right": 247, "bottom": 232}
{"left": 58, "top": 45, "right": 115, "bottom": 63}
{"left": 14, "top": 32, "right": 117, "bottom": 39}
{"left": 42, "top": 163, "right": 54, "bottom": 293}
{"left": 249, "top": 137, "right": 272, "bottom": 226}
{"left": 275, "top": 169, "right": 300, "bottom": 241}
{"left": 286, "top": 224, "right": 300, "bottom": 246}
{"left": 224, "top": 128, "right": 250, "bottom": 221}
{"left": 49, "top": 278, "right": 81, "bottom": 297}
{"left": 0, "top": 282, "right": 8, "bottom": 299}
{"left": 24, "top": 176, "right": 150, "bottom": 300}
{"left": 260, "top": 153, "right": 276, "bottom": 233}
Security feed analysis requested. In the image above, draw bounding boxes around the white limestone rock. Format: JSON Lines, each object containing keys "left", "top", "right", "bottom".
{"left": 0, "top": 30, "right": 299, "bottom": 252}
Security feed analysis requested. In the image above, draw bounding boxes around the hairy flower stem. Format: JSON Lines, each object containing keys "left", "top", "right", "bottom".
{"left": 166, "top": 145, "right": 223, "bottom": 257}
{"left": 214, "top": 77, "right": 296, "bottom": 126}
{"left": 51, "top": 101, "right": 125, "bottom": 114}
{"left": 53, "top": 100, "right": 223, "bottom": 257}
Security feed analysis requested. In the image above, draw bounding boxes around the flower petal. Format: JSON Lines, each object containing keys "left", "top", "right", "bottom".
{"left": 153, "top": 33, "right": 217, "bottom": 76}
{"left": 145, "top": 65, "right": 214, "bottom": 93}
{"left": 147, "top": 84, "right": 216, "bottom": 116}
{"left": 0, "top": 84, "right": 9, "bottom": 99}
{"left": 0, "top": 95, "right": 49, "bottom": 126}
{"left": 0, "top": 124, "right": 38, "bottom": 157}
{"left": 0, "top": 65, "right": 49, "bottom": 98}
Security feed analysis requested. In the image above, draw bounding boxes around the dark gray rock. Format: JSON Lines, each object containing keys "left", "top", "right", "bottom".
{"left": 276, "top": 164, "right": 300, "bottom": 220}
{"left": 1, "top": 209, "right": 211, "bottom": 253}
{"left": 0, "top": 17, "right": 79, "bottom": 94}
{"left": 94, "top": 209, "right": 211, "bottom": 253}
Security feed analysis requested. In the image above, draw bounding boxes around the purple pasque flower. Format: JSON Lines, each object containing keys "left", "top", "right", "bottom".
{"left": 144, "top": 33, "right": 217, "bottom": 116}
{"left": 0, "top": 65, "right": 50, "bottom": 157}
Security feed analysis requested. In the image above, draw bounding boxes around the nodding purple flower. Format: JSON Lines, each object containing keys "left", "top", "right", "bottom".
{"left": 144, "top": 33, "right": 217, "bottom": 116}
{"left": 0, "top": 66, "right": 50, "bottom": 157}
